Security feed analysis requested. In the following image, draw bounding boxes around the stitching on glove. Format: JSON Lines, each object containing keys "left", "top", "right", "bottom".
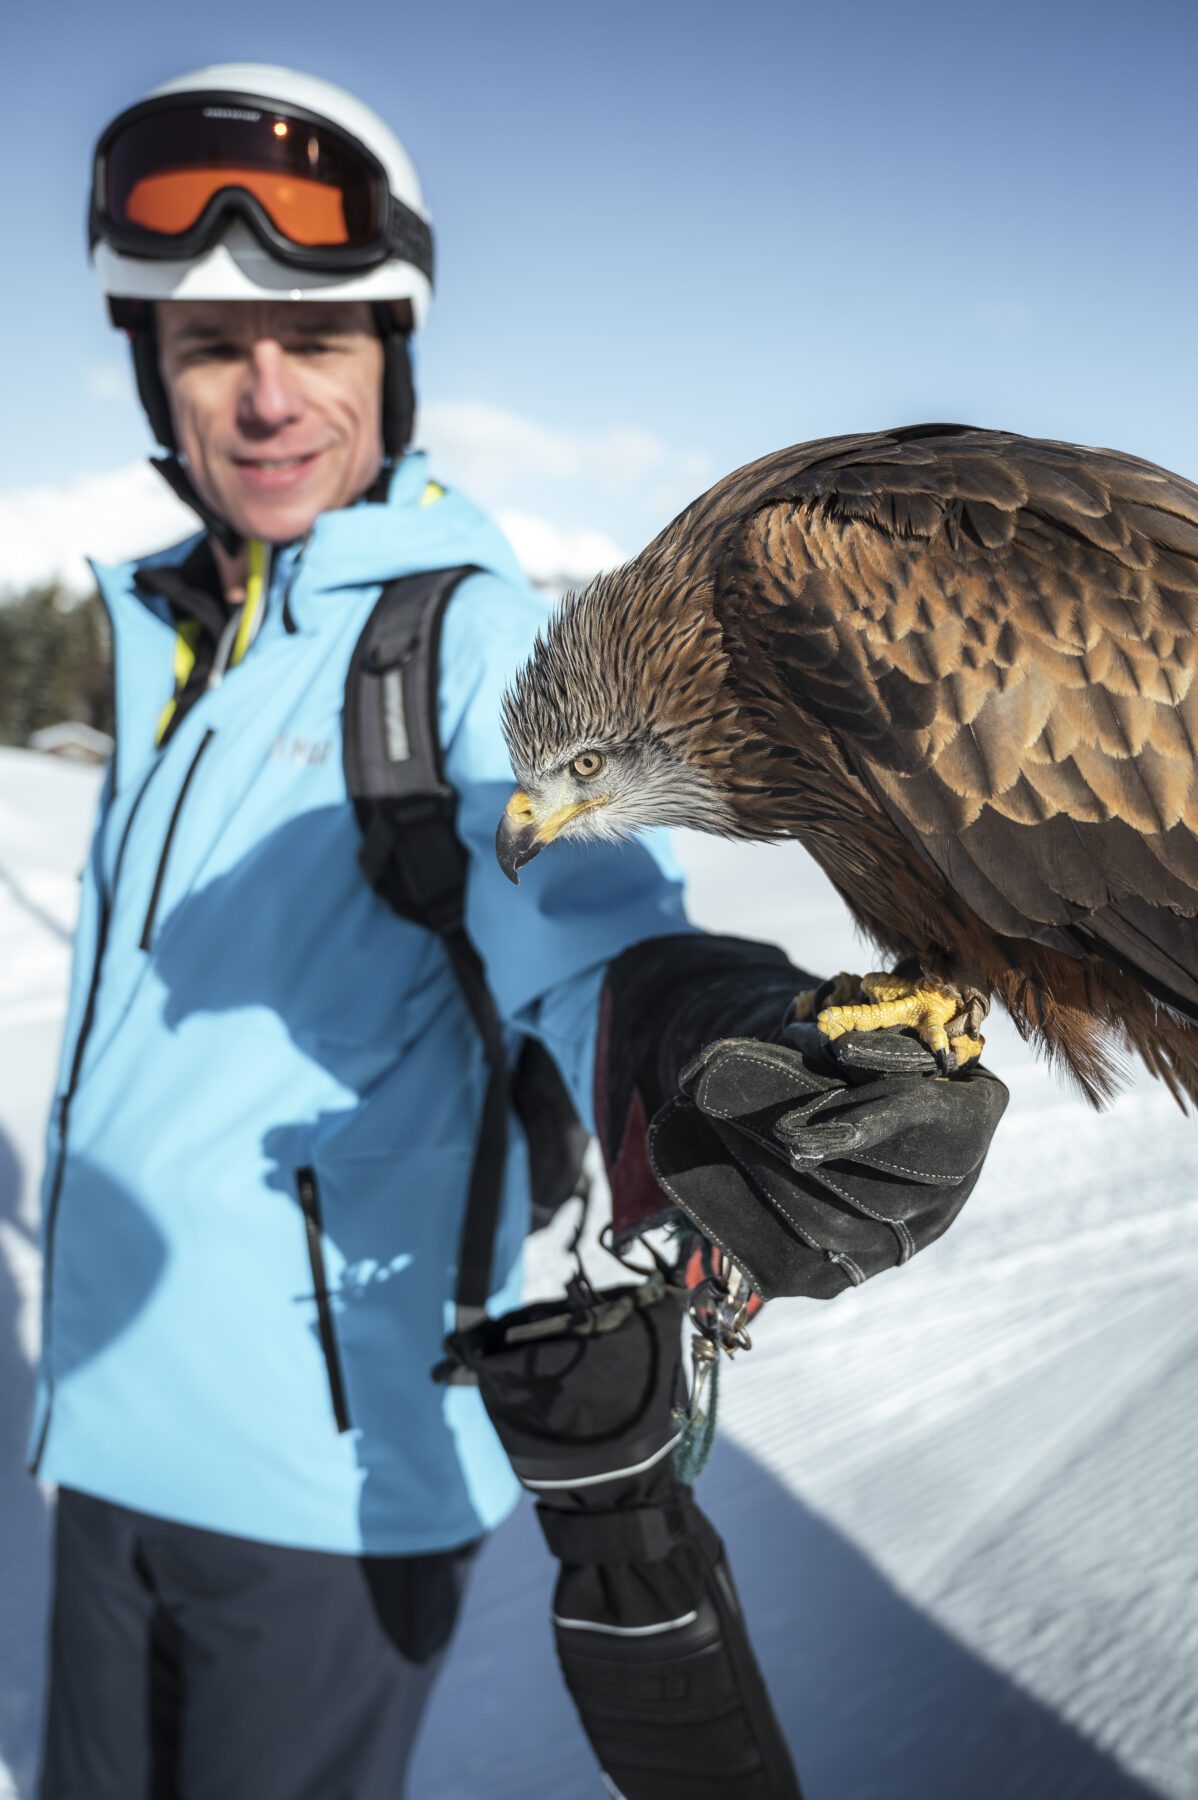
{"left": 711, "top": 1043, "right": 815, "bottom": 1078}
{"left": 646, "top": 1102, "right": 765, "bottom": 1293}
{"left": 890, "top": 1216, "right": 915, "bottom": 1262}
{"left": 718, "top": 1104, "right": 919, "bottom": 1254}
{"left": 656, "top": 1098, "right": 865, "bottom": 1292}
{"left": 698, "top": 1061, "right": 923, "bottom": 1268}
{"left": 775, "top": 1091, "right": 841, "bottom": 1130}
{"left": 711, "top": 1118, "right": 887, "bottom": 1285}
{"left": 694, "top": 1054, "right": 833, "bottom": 1127}
{"left": 807, "top": 1164, "right": 913, "bottom": 1265}
{"left": 855, "top": 1152, "right": 958, "bottom": 1186}
{"left": 699, "top": 1048, "right": 963, "bottom": 1191}
{"left": 697, "top": 1041, "right": 826, "bottom": 1099}
{"left": 714, "top": 1127, "right": 828, "bottom": 1259}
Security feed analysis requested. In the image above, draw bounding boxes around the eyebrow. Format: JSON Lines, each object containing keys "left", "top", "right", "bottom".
{"left": 169, "top": 322, "right": 235, "bottom": 346}
{"left": 167, "top": 314, "right": 360, "bottom": 348}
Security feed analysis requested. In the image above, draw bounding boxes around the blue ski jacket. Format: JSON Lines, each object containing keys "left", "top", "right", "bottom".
{"left": 31, "top": 452, "right": 690, "bottom": 1554}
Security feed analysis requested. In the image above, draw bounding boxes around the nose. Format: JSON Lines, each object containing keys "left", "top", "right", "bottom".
{"left": 238, "top": 341, "right": 304, "bottom": 434}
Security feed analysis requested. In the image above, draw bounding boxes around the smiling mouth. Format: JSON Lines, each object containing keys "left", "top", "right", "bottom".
{"left": 233, "top": 451, "right": 322, "bottom": 471}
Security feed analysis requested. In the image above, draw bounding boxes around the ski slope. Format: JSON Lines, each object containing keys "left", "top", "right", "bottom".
{"left": 1, "top": 746, "right": 1196, "bottom": 1799}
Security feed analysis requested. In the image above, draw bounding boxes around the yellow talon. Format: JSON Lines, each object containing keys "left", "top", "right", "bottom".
{"left": 816, "top": 970, "right": 987, "bottom": 1069}
{"left": 791, "top": 971, "right": 863, "bottom": 1021}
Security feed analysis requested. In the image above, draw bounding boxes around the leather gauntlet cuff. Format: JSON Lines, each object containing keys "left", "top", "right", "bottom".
{"left": 596, "top": 933, "right": 815, "bottom": 1243}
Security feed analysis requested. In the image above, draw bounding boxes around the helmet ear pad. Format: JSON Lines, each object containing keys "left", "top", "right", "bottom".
{"left": 373, "top": 302, "right": 416, "bottom": 459}
{"left": 118, "top": 301, "right": 180, "bottom": 454}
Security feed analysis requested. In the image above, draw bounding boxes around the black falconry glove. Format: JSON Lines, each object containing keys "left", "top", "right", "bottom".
{"left": 597, "top": 935, "right": 1008, "bottom": 1302}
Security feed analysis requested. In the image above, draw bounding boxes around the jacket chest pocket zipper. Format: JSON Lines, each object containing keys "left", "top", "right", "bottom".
{"left": 297, "top": 1167, "right": 352, "bottom": 1433}
{"left": 140, "top": 728, "right": 216, "bottom": 950}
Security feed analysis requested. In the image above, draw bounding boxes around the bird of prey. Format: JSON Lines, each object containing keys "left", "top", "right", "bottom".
{"left": 496, "top": 424, "right": 1198, "bottom": 1108}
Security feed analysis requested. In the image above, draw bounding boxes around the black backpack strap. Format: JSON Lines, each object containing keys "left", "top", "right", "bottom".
{"left": 345, "top": 565, "right": 474, "bottom": 934}
{"left": 343, "top": 565, "right": 504, "bottom": 1337}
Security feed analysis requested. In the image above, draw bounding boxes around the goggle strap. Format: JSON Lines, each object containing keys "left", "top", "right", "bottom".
{"left": 387, "top": 203, "right": 435, "bottom": 285}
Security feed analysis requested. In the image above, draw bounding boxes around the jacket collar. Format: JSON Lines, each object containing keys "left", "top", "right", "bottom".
{"left": 134, "top": 537, "right": 228, "bottom": 645}
{"left": 281, "top": 450, "right": 524, "bottom": 630}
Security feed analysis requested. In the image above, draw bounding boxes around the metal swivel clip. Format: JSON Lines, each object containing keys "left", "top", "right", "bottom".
{"left": 684, "top": 1255, "right": 754, "bottom": 1441}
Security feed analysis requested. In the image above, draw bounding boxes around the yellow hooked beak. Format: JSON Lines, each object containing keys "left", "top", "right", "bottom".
{"left": 495, "top": 789, "right": 602, "bottom": 884}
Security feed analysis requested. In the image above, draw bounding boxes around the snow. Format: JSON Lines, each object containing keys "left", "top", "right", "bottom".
{"left": 2, "top": 746, "right": 1196, "bottom": 1798}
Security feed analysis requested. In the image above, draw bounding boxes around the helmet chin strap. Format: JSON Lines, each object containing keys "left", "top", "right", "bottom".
{"left": 126, "top": 303, "right": 418, "bottom": 555}
{"left": 149, "top": 451, "right": 245, "bottom": 558}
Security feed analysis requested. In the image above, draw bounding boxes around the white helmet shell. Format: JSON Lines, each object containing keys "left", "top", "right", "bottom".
{"left": 93, "top": 63, "right": 433, "bottom": 324}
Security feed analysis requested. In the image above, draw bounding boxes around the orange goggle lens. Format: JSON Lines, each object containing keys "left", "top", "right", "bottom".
{"left": 99, "top": 103, "right": 387, "bottom": 253}
{"left": 125, "top": 166, "right": 350, "bottom": 247}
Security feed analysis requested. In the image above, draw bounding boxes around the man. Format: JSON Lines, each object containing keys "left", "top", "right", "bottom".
{"left": 36, "top": 63, "right": 1004, "bottom": 1798}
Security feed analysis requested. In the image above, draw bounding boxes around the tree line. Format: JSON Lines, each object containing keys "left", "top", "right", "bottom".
{"left": 0, "top": 586, "right": 113, "bottom": 747}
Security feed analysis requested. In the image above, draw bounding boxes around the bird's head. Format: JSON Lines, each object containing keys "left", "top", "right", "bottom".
{"left": 496, "top": 562, "right": 745, "bottom": 882}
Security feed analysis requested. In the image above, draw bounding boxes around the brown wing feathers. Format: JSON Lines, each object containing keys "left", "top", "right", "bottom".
{"left": 705, "top": 426, "right": 1198, "bottom": 1103}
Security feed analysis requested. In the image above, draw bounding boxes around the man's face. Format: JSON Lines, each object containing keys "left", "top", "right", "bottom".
{"left": 157, "top": 300, "right": 385, "bottom": 544}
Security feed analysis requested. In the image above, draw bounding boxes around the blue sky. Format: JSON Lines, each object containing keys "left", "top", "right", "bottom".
{"left": 3, "top": 0, "right": 1196, "bottom": 576}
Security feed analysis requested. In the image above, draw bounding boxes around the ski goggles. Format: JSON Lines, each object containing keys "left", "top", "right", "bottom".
{"left": 89, "top": 93, "right": 434, "bottom": 280}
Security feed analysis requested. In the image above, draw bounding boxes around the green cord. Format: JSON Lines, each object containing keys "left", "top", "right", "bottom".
{"left": 674, "top": 1355, "right": 720, "bottom": 1485}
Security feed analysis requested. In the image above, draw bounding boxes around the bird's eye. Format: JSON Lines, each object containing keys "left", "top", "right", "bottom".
{"left": 570, "top": 751, "right": 606, "bottom": 780}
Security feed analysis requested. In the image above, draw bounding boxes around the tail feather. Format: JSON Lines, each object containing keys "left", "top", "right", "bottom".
{"left": 994, "top": 952, "right": 1198, "bottom": 1111}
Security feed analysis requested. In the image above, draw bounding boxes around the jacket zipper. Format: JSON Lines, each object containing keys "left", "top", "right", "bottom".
{"left": 281, "top": 533, "right": 311, "bottom": 635}
{"left": 297, "top": 1167, "right": 352, "bottom": 1433}
{"left": 139, "top": 728, "right": 215, "bottom": 950}
{"left": 31, "top": 748, "right": 167, "bottom": 1471}
{"left": 35, "top": 579, "right": 250, "bottom": 1467}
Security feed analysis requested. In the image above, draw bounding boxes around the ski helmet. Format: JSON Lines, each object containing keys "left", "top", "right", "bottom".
{"left": 88, "top": 65, "right": 433, "bottom": 537}
{"left": 90, "top": 63, "right": 434, "bottom": 318}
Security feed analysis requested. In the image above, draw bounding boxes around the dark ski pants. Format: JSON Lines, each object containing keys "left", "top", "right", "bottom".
{"left": 40, "top": 1488, "right": 478, "bottom": 1800}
